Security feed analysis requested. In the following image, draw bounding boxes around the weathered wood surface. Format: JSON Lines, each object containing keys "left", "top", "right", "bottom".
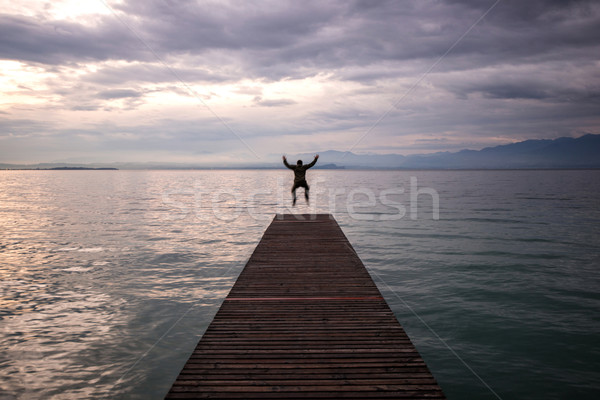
{"left": 166, "top": 214, "right": 445, "bottom": 399}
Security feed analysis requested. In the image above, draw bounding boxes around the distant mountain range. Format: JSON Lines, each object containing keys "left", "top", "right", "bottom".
{"left": 289, "top": 134, "right": 600, "bottom": 169}
{"left": 2, "top": 134, "right": 599, "bottom": 170}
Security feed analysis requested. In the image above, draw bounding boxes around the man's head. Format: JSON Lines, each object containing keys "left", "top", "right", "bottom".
{"left": 297, "top": 160, "right": 303, "bottom": 166}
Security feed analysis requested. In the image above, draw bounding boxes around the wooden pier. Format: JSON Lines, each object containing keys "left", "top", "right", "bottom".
{"left": 166, "top": 214, "right": 445, "bottom": 399}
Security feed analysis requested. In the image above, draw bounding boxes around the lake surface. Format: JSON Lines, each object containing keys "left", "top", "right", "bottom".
{"left": 1, "top": 169, "right": 599, "bottom": 399}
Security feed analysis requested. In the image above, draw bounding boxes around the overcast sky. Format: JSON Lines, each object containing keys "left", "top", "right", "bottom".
{"left": 1, "top": 0, "right": 599, "bottom": 164}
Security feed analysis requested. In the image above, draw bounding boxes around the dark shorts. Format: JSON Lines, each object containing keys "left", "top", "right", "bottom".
{"left": 292, "top": 180, "right": 309, "bottom": 191}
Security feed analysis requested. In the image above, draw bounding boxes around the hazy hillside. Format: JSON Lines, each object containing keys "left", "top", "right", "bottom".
{"left": 289, "top": 134, "right": 600, "bottom": 169}
{"left": 2, "top": 134, "right": 599, "bottom": 170}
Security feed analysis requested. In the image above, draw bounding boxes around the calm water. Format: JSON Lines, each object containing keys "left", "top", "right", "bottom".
{"left": 1, "top": 170, "right": 599, "bottom": 399}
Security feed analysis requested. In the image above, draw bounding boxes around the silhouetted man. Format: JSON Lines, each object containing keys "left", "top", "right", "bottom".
{"left": 282, "top": 154, "right": 319, "bottom": 206}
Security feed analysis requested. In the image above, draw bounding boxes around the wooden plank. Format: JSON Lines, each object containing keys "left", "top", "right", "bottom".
{"left": 166, "top": 214, "right": 445, "bottom": 399}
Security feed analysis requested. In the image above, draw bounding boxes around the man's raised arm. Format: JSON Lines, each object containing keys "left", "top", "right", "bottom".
{"left": 282, "top": 155, "right": 294, "bottom": 169}
{"left": 305, "top": 154, "right": 319, "bottom": 169}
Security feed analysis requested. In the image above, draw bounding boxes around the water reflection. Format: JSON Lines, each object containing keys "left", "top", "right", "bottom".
{"left": 0, "top": 171, "right": 271, "bottom": 398}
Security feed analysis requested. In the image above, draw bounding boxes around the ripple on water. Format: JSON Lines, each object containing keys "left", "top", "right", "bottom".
{"left": 0, "top": 170, "right": 599, "bottom": 400}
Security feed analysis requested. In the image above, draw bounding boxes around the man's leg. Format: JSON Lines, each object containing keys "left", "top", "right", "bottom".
{"left": 291, "top": 185, "right": 297, "bottom": 206}
{"left": 304, "top": 183, "right": 310, "bottom": 203}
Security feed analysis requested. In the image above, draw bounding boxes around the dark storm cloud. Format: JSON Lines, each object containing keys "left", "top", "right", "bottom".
{"left": 96, "top": 89, "right": 142, "bottom": 99}
{"left": 456, "top": 2, "right": 600, "bottom": 62}
{"left": 440, "top": 60, "right": 600, "bottom": 103}
{"left": 472, "top": 84, "right": 600, "bottom": 102}
{"left": 71, "top": 104, "right": 101, "bottom": 111}
{"left": 113, "top": 0, "right": 342, "bottom": 51}
{"left": 252, "top": 96, "right": 296, "bottom": 107}
{"left": 0, "top": 14, "right": 146, "bottom": 64}
{"left": 84, "top": 63, "right": 232, "bottom": 85}
{"left": 2, "top": 0, "right": 599, "bottom": 80}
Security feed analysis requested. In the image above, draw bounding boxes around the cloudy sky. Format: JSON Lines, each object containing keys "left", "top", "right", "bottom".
{"left": 1, "top": 0, "right": 599, "bottom": 164}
